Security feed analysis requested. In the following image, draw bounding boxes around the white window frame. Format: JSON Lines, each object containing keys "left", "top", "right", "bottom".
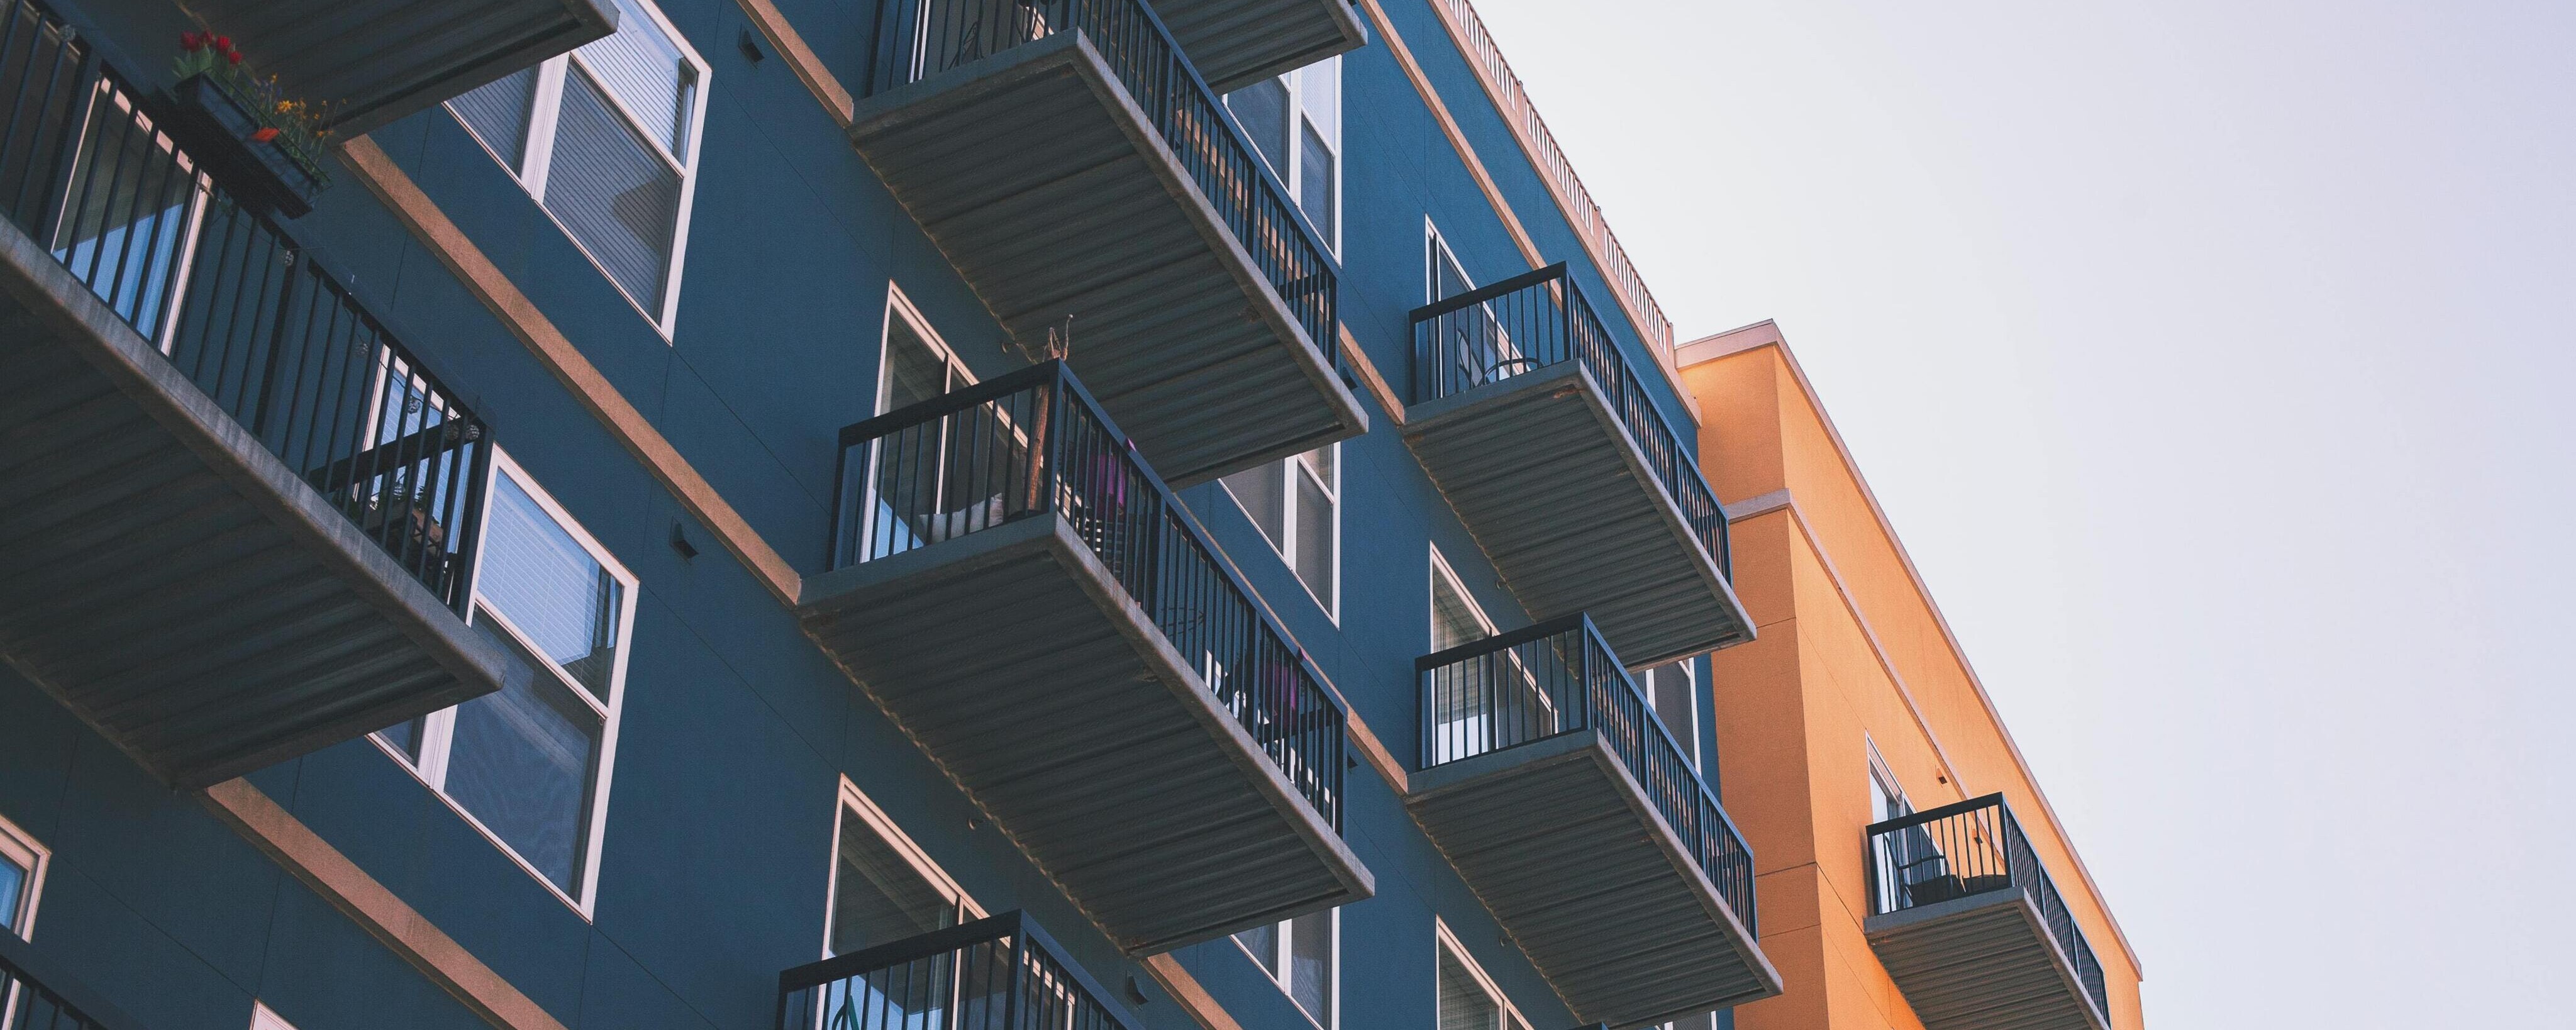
{"left": 1233, "top": 909, "right": 1339, "bottom": 1029}
{"left": 1426, "top": 221, "right": 1468, "bottom": 303}
{"left": 1433, "top": 919, "right": 1530, "bottom": 1030}
{"left": 821, "top": 778, "right": 985, "bottom": 960}
{"left": 1428, "top": 545, "right": 1496, "bottom": 650}
{"left": 876, "top": 283, "right": 972, "bottom": 413}
{"left": 0, "top": 811, "right": 47, "bottom": 938}
{"left": 448, "top": 0, "right": 711, "bottom": 338}
{"left": 1219, "top": 444, "right": 1340, "bottom": 621}
{"left": 370, "top": 448, "right": 640, "bottom": 917}
{"left": 1867, "top": 736, "right": 1911, "bottom": 822}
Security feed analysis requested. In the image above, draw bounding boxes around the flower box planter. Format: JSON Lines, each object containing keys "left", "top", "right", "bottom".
{"left": 162, "top": 73, "right": 325, "bottom": 218}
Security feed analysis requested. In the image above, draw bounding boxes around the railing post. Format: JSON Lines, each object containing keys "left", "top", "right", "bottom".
{"left": 999, "top": 913, "right": 1026, "bottom": 1030}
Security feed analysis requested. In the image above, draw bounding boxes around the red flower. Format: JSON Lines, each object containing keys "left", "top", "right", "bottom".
{"left": 213, "top": 35, "right": 231, "bottom": 50}
{"left": 250, "top": 126, "right": 280, "bottom": 143}
{"left": 226, "top": 50, "right": 242, "bottom": 65}
{"left": 180, "top": 31, "right": 203, "bottom": 50}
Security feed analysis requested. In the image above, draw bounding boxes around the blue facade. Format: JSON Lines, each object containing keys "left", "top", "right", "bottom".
{"left": 0, "top": 1, "right": 1745, "bottom": 1029}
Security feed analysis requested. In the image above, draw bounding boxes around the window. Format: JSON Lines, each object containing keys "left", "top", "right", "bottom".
{"left": 1429, "top": 550, "right": 1494, "bottom": 652}
{"left": 1434, "top": 924, "right": 1529, "bottom": 1030}
{"left": 1220, "top": 445, "right": 1339, "bottom": 616}
{"left": 1639, "top": 660, "right": 1699, "bottom": 772}
{"left": 250, "top": 1004, "right": 299, "bottom": 1030}
{"left": 1224, "top": 58, "right": 1340, "bottom": 249}
{"left": 0, "top": 812, "right": 45, "bottom": 938}
{"left": 1235, "top": 909, "right": 1336, "bottom": 1027}
{"left": 813, "top": 783, "right": 982, "bottom": 1028}
{"left": 1429, "top": 227, "right": 1474, "bottom": 304}
{"left": 1868, "top": 738, "right": 1911, "bottom": 824}
{"left": 374, "top": 451, "right": 638, "bottom": 912}
{"left": 854, "top": 289, "right": 1013, "bottom": 563}
{"left": 1424, "top": 226, "right": 1525, "bottom": 394}
{"left": 824, "top": 780, "right": 980, "bottom": 958}
{"left": 448, "top": 0, "right": 709, "bottom": 333}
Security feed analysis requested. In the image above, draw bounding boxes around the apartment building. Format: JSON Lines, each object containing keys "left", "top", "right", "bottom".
{"left": 0, "top": 2, "right": 1791, "bottom": 1030}
{"left": 1680, "top": 323, "right": 2145, "bottom": 1030}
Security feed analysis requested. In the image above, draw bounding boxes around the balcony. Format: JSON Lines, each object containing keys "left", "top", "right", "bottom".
{"left": 3, "top": 929, "right": 144, "bottom": 1030}
{"left": 1865, "top": 795, "right": 2111, "bottom": 1030}
{"left": 1151, "top": 0, "right": 1365, "bottom": 94}
{"left": 776, "top": 912, "right": 1133, "bottom": 1030}
{"left": 178, "top": 0, "right": 616, "bottom": 136}
{"left": 1404, "top": 616, "right": 1779, "bottom": 1026}
{"left": 796, "top": 362, "right": 1373, "bottom": 955}
{"left": 847, "top": 0, "right": 1367, "bottom": 487}
{"left": 1404, "top": 264, "right": 1749, "bottom": 670}
{"left": 0, "top": 11, "right": 503, "bottom": 788}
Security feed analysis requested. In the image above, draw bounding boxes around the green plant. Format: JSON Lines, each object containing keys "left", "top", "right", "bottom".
{"left": 172, "top": 31, "right": 335, "bottom": 186}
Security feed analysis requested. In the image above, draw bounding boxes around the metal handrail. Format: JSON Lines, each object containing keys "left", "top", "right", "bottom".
{"left": 1416, "top": 613, "right": 1758, "bottom": 933}
{"left": 1863, "top": 793, "right": 2109, "bottom": 1021}
{"left": 0, "top": 0, "right": 492, "bottom": 611}
{"left": 1407, "top": 263, "right": 1731, "bottom": 582}
{"left": 827, "top": 360, "right": 1348, "bottom": 829}
{"left": 861, "top": 0, "right": 1339, "bottom": 365}
{"left": 0, "top": 930, "right": 142, "bottom": 1030}
{"left": 775, "top": 911, "right": 1136, "bottom": 1030}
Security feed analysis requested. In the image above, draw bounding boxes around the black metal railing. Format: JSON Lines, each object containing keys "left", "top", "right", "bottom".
{"left": 1, "top": 930, "right": 140, "bottom": 1030}
{"left": 775, "top": 912, "right": 1133, "bottom": 1030}
{"left": 862, "top": 0, "right": 1339, "bottom": 362}
{"left": 1409, "top": 263, "right": 1730, "bottom": 579}
{"left": 0, "top": 0, "right": 491, "bottom": 611}
{"left": 828, "top": 361, "right": 1346, "bottom": 829}
{"left": 1416, "top": 614, "right": 1757, "bottom": 931}
{"left": 1865, "top": 794, "right": 2107, "bottom": 1020}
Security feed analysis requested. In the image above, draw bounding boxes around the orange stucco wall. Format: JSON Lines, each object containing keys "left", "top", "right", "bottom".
{"left": 1685, "top": 329, "right": 2145, "bottom": 1030}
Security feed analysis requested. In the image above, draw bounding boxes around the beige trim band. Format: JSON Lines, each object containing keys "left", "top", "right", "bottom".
{"left": 339, "top": 136, "right": 804, "bottom": 607}
{"left": 1337, "top": 323, "right": 1406, "bottom": 426}
{"left": 733, "top": 0, "right": 855, "bottom": 126}
{"left": 1140, "top": 954, "right": 1246, "bottom": 1030}
{"left": 203, "top": 780, "right": 566, "bottom": 1030}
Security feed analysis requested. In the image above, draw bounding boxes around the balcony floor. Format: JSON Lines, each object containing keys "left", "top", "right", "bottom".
{"left": 1406, "top": 362, "right": 1752, "bottom": 669}
{"left": 797, "top": 513, "right": 1373, "bottom": 955}
{"left": 1865, "top": 889, "right": 2109, "bottom": 1030}
{"left": 1406, "top": 729, "right": 1779, "bottom": 1026}
{"left": 848, "top": 31, "right": 1366, "bottom": 487}
{"left": 1154, "top": 0, "right": 1367, "bottom": 94}
{"left": 0, "top": 217, "right": 502, "bottom": 788}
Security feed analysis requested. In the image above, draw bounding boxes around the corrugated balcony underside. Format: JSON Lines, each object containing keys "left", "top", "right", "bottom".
{"left": 182, "top": 0, "right": 615, "bottom": 136}
{"left": 797, "top": 514, "right": 1372, "bottom": 956}
{"left": 0, "top": 228, "right": 501, "bottom": 788}
{"left": 1865, "top": 891, "right": 2109, "bottom": 1030}
{"left": 847, "top": 32, "right": 1364, "bottom": 487}
{"left": 1405, "top": 362, "right": 1751, "bottom": 669}
{"left": 1153, "top": 0, "right": 1367, "bottom": 94}
{"left": 1406, "top": 731, "right": 1778, "bottom": 1027}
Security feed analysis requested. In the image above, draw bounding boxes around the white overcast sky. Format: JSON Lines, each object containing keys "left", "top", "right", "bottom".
{"left": 1467, "top": 1, "right": 2574, "bottom": 1024}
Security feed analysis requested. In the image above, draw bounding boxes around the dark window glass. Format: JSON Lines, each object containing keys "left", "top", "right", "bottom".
{"left": 447, "top": 616, "right": 605, "bottom": 893}
{"left": 1228, "top": 78, "right": 1291, "bottom": 175}
{"left": 548, "top": 68, "right": 681, "bottom": 310}
{"left": 1299, "top": 121, "right": 1335, "bottom": 239}
{"left": 453, "top": 67, "right": 540, "bottom": 170}
{"left": 829, "top": 813, "right": 957, "bottom": 955}
{"left": 1288, "top": 912, "right": 1331, "bottom": 1021}
{"left": 1224, "top": 464, "right": 1288, "bottom": 551}
{"left": 0, "top": 853, "right": 24, "bottom": 930}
